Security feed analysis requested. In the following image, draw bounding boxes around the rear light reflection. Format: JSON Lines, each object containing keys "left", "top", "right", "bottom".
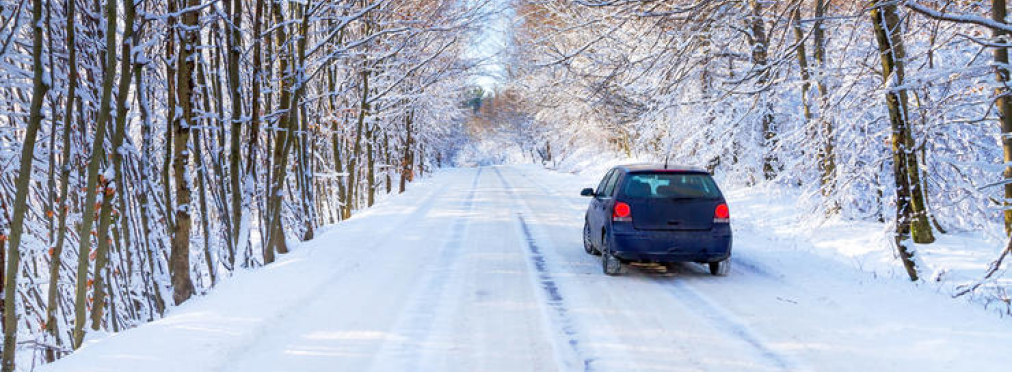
{"left": 612, "top": 202, "right": 632, "bottom": 222}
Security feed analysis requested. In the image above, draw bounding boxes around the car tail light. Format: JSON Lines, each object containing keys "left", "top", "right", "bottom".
{"left": 613, "top": 202, "right": 632, "bottom": 222}
{"left": 714, "top": 203, "right": 730, "bottom": 223}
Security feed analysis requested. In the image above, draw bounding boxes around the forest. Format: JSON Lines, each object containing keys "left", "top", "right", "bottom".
{"left": 0, "top": 0, "right": 489, "bottom": 369}
{"left": 1, "top": 0, "right": 1011, "bottom": 370}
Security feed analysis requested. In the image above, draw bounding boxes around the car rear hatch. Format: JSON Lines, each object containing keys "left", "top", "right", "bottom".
{"left": 619, "top": 171, "right": 723, "bottom": 231}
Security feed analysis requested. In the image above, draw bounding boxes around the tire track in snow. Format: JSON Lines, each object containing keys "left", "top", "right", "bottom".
{"left": 214, "top": 178, "right": 455, "bottom": 372}
{"left": 516, "top": 215, "right": 595, "bottom": 372}
{"left": 493, "top": 167, "right": 596, "bottom": 372}
{"left": 365, "top": 168, "right": 483, "bottom": 372}
{"left": 655, "top": 277, "right": 808, "bottom": 372}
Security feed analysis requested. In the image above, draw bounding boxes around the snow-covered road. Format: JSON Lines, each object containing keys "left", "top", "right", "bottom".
{"left": 42, "top": 166, "right": 1011, "bottom": 372}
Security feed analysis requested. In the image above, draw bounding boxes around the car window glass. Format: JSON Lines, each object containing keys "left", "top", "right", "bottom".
{"left": 596, "top": 170, "right": 615, "bottom": 194}
{"left": 602, "top": 171, "right": 622, "bottom": 197}
{"left": 621, "top": 173, "right": 722, "bottom": 199}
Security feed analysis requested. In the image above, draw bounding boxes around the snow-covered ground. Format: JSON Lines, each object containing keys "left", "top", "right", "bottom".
{"left": 40, "top": 165, "right": 1011, "bottom": 372}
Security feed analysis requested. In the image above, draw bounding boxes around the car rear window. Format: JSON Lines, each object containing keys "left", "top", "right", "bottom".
{"left": 620, "top": 172, "right": 722, "bottom": 199}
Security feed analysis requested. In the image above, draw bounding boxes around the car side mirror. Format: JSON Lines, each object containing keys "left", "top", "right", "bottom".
{"left": 580, "top": 188, "right": 595, "bottom": 197}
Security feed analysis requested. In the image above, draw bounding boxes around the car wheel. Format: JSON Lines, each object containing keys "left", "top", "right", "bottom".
{"left": 601, "top": 236, "right": 622, "bottom": 276}
{"left": 583, "top": 221, "right": 600, "bottom": 255}
{"left": 709, "top": 258, "right": 731, "bottom": 276}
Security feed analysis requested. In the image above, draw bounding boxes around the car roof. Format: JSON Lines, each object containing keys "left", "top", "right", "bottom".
{"left": 614, "top": 163, "right": 709, "bottom": 173}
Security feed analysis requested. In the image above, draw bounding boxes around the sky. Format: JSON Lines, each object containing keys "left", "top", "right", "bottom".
{"left": 467, "top": 0, "right": 512, "bottom": 93}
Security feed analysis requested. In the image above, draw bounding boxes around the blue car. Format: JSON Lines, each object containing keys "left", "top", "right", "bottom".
{"left": 581, "top": 164, "right": 732, "bottom": 276}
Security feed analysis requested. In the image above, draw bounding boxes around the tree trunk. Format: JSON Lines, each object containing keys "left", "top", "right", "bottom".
{"left": 2, "top": 0, "right": 50, "bottom": 367}
{"left": 749, "top": 0, "right": 776, "bottom": 180}
{"left": 813, "top": 0, "right": 838, "bottom": 211}
{"left": 164, "top": 0, "right": 177, "bottom": 232}
{"left": 870, "top": 0, "right": 934, "bottom": 281}
{"left": 72, "top": 0, "right": 120, "bottom": 348}
{"left": 400, "top": 111, "right": 413, "bottom": 194}
{"left": 264, "top": 0, "right": 296, "bottom": 260}
{"left": 44, "top": 0, "right": 80, "bottom": 361}
{"left": 994, "top": 0, "right": 1012, "bottom": 236}
{"left": 133, "top": 23, "right": 166, "bottom": 318}
{"left": 384, "top": 131, "right": 392, "bottom": 194}
{"left": 91, "top": 0, "right": 138, "bottom": 331}
{"left": 419, "top": 144, "right": 426, "bottom": 176}
{"left": 333, "top": 113, "right": 347, "bottom": 219}
{"left": 193, "top": 109, "right": 216, "bottom": 286}
{"left": 227, "top": 0, "right": 244, "bottom": 262}
{"left": 243, "top": 0, "right": 265, "bottom": 268}
{"left": 347, "top": 70, "right": 371, "bottom": 217}
{"left": 171, "top": 0, "right": 200, "bottom": 305}
{"left": 195, "top": 57, "right": 219, "bottom": 286}
{"left": 367, "top": 124, "right": 376, "bottom": 207}
{"left": 294, "top": 4, "right": 314, "bottom": 241}
{"left": 792, "top": 5, "right": 814, "bottom": 135}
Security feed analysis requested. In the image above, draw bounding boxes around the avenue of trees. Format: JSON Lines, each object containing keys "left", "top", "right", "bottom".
{"left": 0, "top": 0, "right": 486, "bottom": 369}
{"left": 5, "top": 0, "right": 1012, "bottom": 368}
{"left": 503, "top": 0, "right": 1011, "bottom": 306}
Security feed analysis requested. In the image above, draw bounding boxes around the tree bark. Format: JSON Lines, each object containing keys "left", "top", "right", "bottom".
{"left": 813, "top": 0, "right": 838, "bottom": 210}
{"left": 870, "top": 0, "right": 935, "bottom": 281}
{"left": 400, "top": 111, "right": 413, "bottom": 194}
{"left": 195, "top": 59, "right": 216, "bottom": 286}
{"left": 367, "top": 123, "right": 376, "bottom": 207}
{"left": 132, "top": 15, "right": 166, "bottom": 317}
{"left": 72, "top": 0, "right": 120, "bottom": 349}
{"left": 227, "top": 0, "right": 244, "bottom": 263}
{"left": 44, "top": 0, "right": 80, "bottom": 361}
{"left": 294, "top": 3, "right": 314, "bottom": 241}
{"left": 749, "top": 0, "right": 776, "bottom": 180}
{"left": 384, "top": 131, "right": 392, "bottom": 194}
{"left": 792, "top": 5, "right": 814, "bottom": 134}
{"left": 333, "top": 112, "right": 347, "bottom": 219}
{"left": 193, "top": 107, "right": 216, "bottom": 286}
{"left": 243, "top": 0, "right": 265, "bottom": 267}
{"left": 347, "top": 70, "right": 371, "bottom": 217}
{"left": 164, "top": 0, "right": 178, "bottom": 232}
{"left": 264, "top": 0, "right": 296, "bottom": 261}
{"left": 2, "top": 0, "right": 51, "bottom": 367}
{"left": 91, "top": 0, "right": 138, "bottom": 331}
{"left": 171, "top": 0, "right": 200, "bottom": 305}
{"left": 993, "top": 0, "right": 1012, "bottom": 236}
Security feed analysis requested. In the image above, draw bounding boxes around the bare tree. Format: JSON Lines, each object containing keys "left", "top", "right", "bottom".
{"left": 72, "top": 0, "right": 121, "bottom": 348}
{"left": 171, "top": 0, "right": 200, "bottom": 305}
{"left": 2, "top": 0, "right": 50, "bottom": 368}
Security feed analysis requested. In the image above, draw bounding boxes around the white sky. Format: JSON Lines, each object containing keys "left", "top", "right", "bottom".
{"left": 466, "top": 0, "right": 512, "bottom": 93}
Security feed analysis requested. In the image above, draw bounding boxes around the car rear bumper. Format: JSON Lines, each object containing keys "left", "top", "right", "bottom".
{"left": 610, "top": 225, "right": 732, "bottom": 263}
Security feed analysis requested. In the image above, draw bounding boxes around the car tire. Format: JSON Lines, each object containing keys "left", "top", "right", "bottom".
{"left": 602, "top": 235, "right": 622, "bottom": 276}
{"left": 709, "top": 258, "right": 731, "bottom": 276}
{"left": 583, "top": 221, "right": 600, "bottom": 255}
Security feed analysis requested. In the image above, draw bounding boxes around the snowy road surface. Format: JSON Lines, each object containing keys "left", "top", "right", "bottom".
{"left": 43, "top": 166, "right": 1011, "bottom": 372}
